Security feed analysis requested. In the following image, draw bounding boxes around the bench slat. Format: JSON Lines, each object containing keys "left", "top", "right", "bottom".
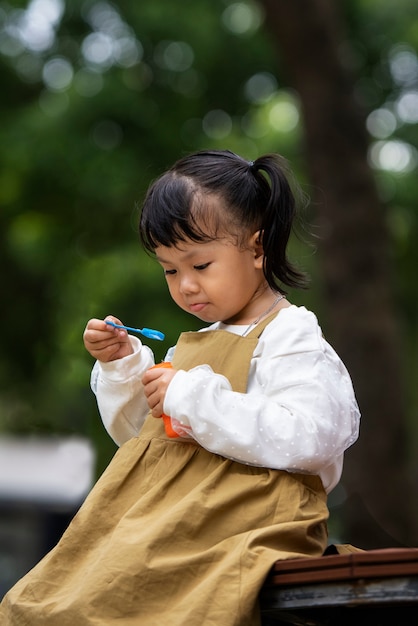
{"left": 260, "top": 548, "right": 418, "bottom": 625}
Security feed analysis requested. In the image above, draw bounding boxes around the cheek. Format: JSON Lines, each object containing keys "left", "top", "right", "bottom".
{"left": 166, "top": 282, "right": 186, "bottom": 307}
{"left": 166, "top": 281, "right": 178, "bottom": 299}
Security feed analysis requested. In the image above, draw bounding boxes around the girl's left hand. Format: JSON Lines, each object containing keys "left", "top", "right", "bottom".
{"left": 142, "top": 365, "right": 177, "bottom": 417}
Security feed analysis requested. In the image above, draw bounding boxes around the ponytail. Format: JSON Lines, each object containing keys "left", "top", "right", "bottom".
{"left": 250, "top": 154, "right": 309, "bottom": 292}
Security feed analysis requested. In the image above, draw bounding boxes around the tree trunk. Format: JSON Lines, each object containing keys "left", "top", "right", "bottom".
{"left": 259, "top": 0, "right": 415, "bottom": 547}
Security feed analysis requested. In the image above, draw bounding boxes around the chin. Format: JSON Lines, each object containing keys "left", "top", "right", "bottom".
{"left": 195, "top": 315, "right": 216, "bottom": 324}
{"left": 191, "top": 311, "right": 217, "bottom": 324}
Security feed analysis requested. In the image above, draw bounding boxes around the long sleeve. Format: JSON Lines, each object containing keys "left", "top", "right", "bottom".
{"left": 164, "top": 306, "right": 360, "bottom": 492}
{"left": 90, "top": 337, "right": 156, "bottom": 446}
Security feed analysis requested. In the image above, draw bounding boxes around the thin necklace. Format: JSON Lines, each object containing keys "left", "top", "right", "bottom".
{"left": 242, "top": 294, "right": 285, "bottom": 337}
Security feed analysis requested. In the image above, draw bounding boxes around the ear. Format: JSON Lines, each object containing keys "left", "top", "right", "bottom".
{"left": 249, "top": 230, "right": 264, "bottom": 269}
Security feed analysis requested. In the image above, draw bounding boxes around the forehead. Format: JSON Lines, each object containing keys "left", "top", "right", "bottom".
{"left": 155, "top": 237, "right": 237, "bottom": 263}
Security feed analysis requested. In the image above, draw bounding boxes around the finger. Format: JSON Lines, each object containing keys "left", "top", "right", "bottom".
{"left": 142, "top": 367, "right": 165, "bottom": 386}
{"left": 151, "top": 405, "right": 163, "bottom": 418}
{"left": 146, "top": 392, "right": 162, "bottom": 417}
{"left": 84, "top": 315, "right": 124, "bottom": 336}
{"left": 84, "top": 320, "right": 129, "bottom": 345}
{"left": 143, "top": 380, "right": 160, "bottom": 403}
{"left": 103, "top": 314, "right": 124, "bottom": 327}
{"left": 87, "top": 329, "right": 128, "bottom": 347}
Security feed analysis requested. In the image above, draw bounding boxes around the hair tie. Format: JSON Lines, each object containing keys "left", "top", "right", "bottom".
{"left": 248, "top": 160, "right": 256, "bottom": 172}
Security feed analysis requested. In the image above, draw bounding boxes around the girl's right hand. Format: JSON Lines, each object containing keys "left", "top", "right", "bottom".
{"left": 83, "top": 316, "right": 134, "bottom": 362}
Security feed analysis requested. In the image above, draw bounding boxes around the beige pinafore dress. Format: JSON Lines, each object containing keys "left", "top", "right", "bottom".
{"left": 0, "top": 314, "right": 329, "bottom": 626}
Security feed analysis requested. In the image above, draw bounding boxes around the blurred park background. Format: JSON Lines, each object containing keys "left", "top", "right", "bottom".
{"left": 1, "top": 0, "right": 418, "bottom": 592}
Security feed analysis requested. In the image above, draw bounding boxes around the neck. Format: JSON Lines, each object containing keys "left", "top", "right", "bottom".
{"left": 241, "top": 293, "right": 285, "bottom": 336}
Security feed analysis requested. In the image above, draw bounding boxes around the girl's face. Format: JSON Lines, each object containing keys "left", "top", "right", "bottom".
{"left": 155, "top": 232, "right": 269, "bottom": 325}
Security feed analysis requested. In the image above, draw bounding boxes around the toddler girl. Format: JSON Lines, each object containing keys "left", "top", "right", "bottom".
{"left": 1, "top": 150, "right": 360, "bottom": 626}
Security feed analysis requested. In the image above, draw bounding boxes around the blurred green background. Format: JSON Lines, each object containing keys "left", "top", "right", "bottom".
{"left": 0, "top": 0, "right": 418, "bottom": 550}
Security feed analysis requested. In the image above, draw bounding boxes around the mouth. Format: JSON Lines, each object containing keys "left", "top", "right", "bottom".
{"left": 189, "top": 302, "right": 208, "bottom": 313}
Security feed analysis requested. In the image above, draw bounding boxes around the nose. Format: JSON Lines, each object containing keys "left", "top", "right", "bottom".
{"left": 179, "top": 273, "right": 199, "bottom": 295}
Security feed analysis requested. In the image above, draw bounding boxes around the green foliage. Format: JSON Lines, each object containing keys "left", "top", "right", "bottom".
{"left": 0, "top": 0, "right": 417, "bottom": 470}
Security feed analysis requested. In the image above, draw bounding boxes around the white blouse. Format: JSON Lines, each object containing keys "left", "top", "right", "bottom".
{"left": 90, "top": 305, "right": 360, "bottom": 493}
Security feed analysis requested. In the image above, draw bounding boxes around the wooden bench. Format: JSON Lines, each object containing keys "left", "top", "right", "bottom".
{"left": 260, "top": 547, "right": 418, "bottom": 625}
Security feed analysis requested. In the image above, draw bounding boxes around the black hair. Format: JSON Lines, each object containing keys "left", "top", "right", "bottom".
{"left": 139, "top": 149, "right": 309, "bottom": 291}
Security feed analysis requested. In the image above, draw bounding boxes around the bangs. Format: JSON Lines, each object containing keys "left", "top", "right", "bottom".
{"left": 140, "top": 174, "right": 226, "bottom": 251}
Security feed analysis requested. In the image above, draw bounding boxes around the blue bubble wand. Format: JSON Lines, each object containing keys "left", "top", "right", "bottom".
{"left": 105, "top": 320, "right": 165, "bottom": 341}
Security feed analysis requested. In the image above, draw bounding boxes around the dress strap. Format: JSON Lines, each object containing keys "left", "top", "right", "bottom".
{"left": 246, "top": 310, "right": 281, "bottom": 339}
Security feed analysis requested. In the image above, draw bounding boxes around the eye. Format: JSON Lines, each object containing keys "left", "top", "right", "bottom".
{"left": 194, "top": 262, "right": 210, "bottom": 271}
{"left": 164, "top": 269, "right": 177, "bottom": 276}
